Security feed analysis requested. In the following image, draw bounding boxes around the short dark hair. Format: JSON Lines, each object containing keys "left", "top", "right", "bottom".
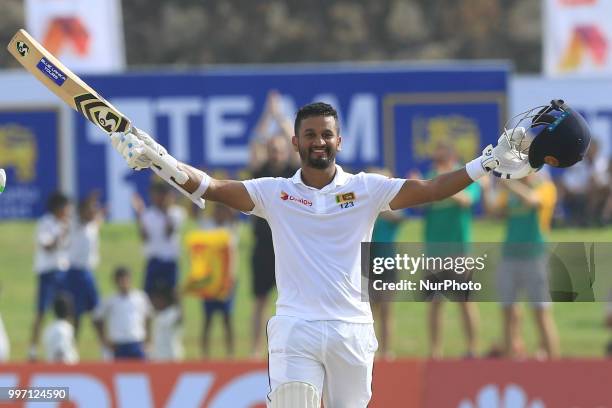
{"left": 53, "top": 293, "right": 73, "bottom": 320}
{"left": 114, "top": 266, "right": 130, "bottom": 281}
{"left": 150, "top": 283, "right": 176, "bottom": 304}
{"left": 294, "top": 102, "right": 339, "bottom": 136}
{"left": 47, "top": 192, "right": 69, "bottom": 213}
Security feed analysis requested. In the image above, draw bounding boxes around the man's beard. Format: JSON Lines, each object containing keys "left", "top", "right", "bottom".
{"left": 300, "top": 147, "right": 335, "bottom": 169}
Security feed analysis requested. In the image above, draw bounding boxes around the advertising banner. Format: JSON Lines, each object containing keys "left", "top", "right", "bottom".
{"left": 544, "top": 0, "right": 612, "bottom": 77}
{"left": 0, "top": 360, "right": 423, "bottom": 407}
{"left": 74, "top": 65, "right": 507, "bottom": 220}
{"left": 24, "top": 0, "right": 125, "bottom": 73}
{"left": 3, "top": 359, "right": 612, "bottom": 407}
{"left": 0, "top": 108, "right": 60, "bottom": 219}
{"left": 424, "top": 360, "right": 612, "bottom": 408}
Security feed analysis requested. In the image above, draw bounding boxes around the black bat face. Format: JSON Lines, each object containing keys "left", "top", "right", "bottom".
{"left": 94, "top": 110, "right": 119, "bottom": 133}
{"left": 74, "top": 93, "right": 129, "bottom": 133}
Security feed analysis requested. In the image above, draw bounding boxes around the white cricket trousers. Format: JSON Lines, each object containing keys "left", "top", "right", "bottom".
{"left": 267, "top": 315, "right": 378, "bottom": 408}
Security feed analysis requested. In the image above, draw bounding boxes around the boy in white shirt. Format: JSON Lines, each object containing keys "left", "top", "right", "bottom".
{"left": 29, "top": 192, "right": 71, "bottom": 361}
{"left": 132, "top": 183, "right": 185, "bottom": 297}
{"left": 42, "top": 293, "right": 79, "bottom": 364}
{"left": 93, "top": 267, "right": 153, "bottom": 360}
{"left": 0, "top": 285, "right": 9, "bottom": 362}
{"left": 149, "top": 284, "right": 183, "bottom": 361}
{"left": 64, "top": 193, "right": 103, "bottom": 334}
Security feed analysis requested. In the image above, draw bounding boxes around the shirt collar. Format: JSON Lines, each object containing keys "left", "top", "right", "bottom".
{"left": 291, "top": 164, "right": 350, "bottom": 191}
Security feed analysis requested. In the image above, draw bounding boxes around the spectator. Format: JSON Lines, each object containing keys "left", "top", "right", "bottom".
{"left": 0, "top": 285, "right": 9, "bottom": 362}
{"left": 249, "top": 90, "right": 298, "bottom": 357}
{"left": 132, "top": 182, "right": 186, "bottom": 297}
{"left": 93, "top": 267, "right": 153, "bottom": 360}
{"left": 63, "top": 192, "right": 103, "bottom": 335}
{"left": 418, "top": 142, "right": 481, "bottom": 359}
{"left": 198, "top": 203, "right": 239, "bottom": 358}
{"left": 42, "top": 293, "right": 78, "bottom": 364}
{"left": 606, "top": 290, "right": 612, "bottom": 357}
{"left": 600, "top": 158, "right": 612, "bottom": 225}
{"left": 557, "top": 139, "right": 608, "bottom": 226}
{"left": 368, "top": 168, "right": 403, "bottom": 360}
{"left": 0, "top": 312, "right": 7, "bottom": 362}
{"left": 29, "top": 192, "right": 71, "bottom": 361}
{"left": 150, "top": 284, "right": 183, "bottom": 361}
{"left": 483, "top": 172, "right": 560, "bottom": 359}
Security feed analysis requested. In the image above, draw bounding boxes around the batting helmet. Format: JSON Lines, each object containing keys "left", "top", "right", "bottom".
{"left": 526, "top": 100, "right": 591, "bottom": 168}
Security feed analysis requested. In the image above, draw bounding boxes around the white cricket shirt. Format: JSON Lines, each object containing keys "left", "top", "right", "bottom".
{"left": 141, "top": 206, "right": 185, "bottom": 261}
{"left": 34, "top": 214, "right": 69, "bottom": 274}
{"left": 151, "top": 305, "right": 183, "bottom": 361}
{"left": 42, "top": 320, "right": 79, "bottom": 364}
{"left": 93, "top": 290, "right": 153, "bottom": 343}
{"left": 68, "top": 220, "right": 100, "bottom": 270}
{"left": 243, "top": 165, "right": 404, "bottom": 323}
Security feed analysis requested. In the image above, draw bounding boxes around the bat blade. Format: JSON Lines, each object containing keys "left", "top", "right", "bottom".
{"left": 7, "top": 29, "right": 130, "bottom": 134}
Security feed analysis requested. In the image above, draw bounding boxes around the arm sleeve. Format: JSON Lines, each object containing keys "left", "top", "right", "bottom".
{"left": 170, "top": 206, "right": 187, "bottom": 227}
{"left": 37, "top": 218, "right": 56, "bottom": 247}
{"left": 92, "top": 299, "right": 107, "bottom": 321}
{"left": 142, "top": 293, "right": 154, "bottom": 317}
{"left": 241, "top": 177, "right": 276, "bottom": 219}
{"left": 363, "top": 173, "right": 405, "bottom": 213}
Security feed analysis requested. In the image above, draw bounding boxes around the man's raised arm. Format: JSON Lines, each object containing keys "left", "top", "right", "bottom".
{"left": 390, "top": 145, "right": 498, "bottom": 210}
{"left": 110, "top": 128, "right": 255, "bottom": 213}
{"left": 177, "top": 163, "right": 255, "bottom": 212}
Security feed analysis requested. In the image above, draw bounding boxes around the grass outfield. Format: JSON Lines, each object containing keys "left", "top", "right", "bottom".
{"left": 0, "top": 219, "right": 611, "bottom": 361}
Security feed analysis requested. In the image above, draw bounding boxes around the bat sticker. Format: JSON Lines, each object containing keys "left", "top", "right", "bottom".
{"left": 36, "top": 57, "right": 67, "bottom": 86}
{"left": 16, "top": 41, "right": 29, "bottom": 57}
{"left": 74, "top": 93, "right": 130, "bottom": 133}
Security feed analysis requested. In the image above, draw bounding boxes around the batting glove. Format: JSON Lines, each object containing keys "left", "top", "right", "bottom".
{"left": 110, "top": 127, "right": 166, "bottom": 170}
{"left": 490, "top": 128, "right": 539, "bottom": 179}
{"left": 465, "top": 144, "right": 499, "bottom": 181}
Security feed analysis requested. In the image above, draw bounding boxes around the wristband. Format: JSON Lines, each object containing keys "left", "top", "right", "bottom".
{"left": 191, "top": 172, "right": 211, "bottom": 202}
{"left": 465, "top": 157, "right": 487, "bottom": 181}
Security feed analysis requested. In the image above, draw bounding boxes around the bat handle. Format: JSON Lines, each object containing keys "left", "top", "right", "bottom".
{"left": 144, "top": 145, "right": 205, "bottom": 208}
{"left": 142, "top": 144, "right": 188, "bottom": 184}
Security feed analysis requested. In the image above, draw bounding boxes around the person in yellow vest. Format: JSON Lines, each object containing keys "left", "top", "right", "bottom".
{"left": 186, "top": 202, "right": 238, "bottom": 358}
{"left": 483, "top": 171, "right": 560, "bottom": 359}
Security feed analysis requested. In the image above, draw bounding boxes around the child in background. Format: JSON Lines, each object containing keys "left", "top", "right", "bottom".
{"left": 42, "top": 293, "right": 79, "bottom": 364}
{"left": 606, "top": 290, "right": 612, "bottom": 357}
{"left": 133, "top": 183, "right": 186, "bottom": 297}
{"left": 0, "top": 285, "right": 9, "bottom": 362}
{"left": 198, "top": 203, "right": 238, "bottom": 358}
{"left": 64, "top": 192, "right": 103, "bottom": 335}
{"left": 93, "top": 267, "right": 153, "bottom": 360}
{"left": 150, "top": 284, "right": 183, "bottom": 361}
{"left": 29, "top": 192, "right": 71, "bottom": 361}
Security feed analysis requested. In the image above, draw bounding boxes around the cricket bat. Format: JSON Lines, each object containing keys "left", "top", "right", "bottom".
{"left": 6, "top": 29, "right": 199, "bottom": 203}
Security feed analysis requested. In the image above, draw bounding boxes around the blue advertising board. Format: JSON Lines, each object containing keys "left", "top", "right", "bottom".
{"left": 74, "top": 64, "right": 507, "bottom": 220}
{"left": 0, "top": 108, "right": 60, "bottom": 219}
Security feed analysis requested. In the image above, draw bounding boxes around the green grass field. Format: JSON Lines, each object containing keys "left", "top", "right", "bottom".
{"left": 0, "top": 219, "right": 611, "bottom": 361}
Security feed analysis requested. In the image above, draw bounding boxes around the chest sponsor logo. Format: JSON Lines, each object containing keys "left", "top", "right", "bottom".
{"left": 336, "top": 192, "right": 356, "bottom": 209}
{"left": 280, "top": 191, "right": 312, "bottom": 207}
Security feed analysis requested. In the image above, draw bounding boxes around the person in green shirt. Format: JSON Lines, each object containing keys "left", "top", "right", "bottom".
{"left": 369, "top": 167, "right": 404, "bottom": 360}
{"left": 483, "top": 172, "right": 560, "bottom": 359}
{"left": 420, "top": 142, "right": 481, "bottom": 359}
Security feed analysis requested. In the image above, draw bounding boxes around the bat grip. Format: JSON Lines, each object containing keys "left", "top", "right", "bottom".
{"left": 142, "top": 144, "right": 188, "bottom": 184}
{"left": 143, "top": 145, "right": 205, "bottom": 208}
